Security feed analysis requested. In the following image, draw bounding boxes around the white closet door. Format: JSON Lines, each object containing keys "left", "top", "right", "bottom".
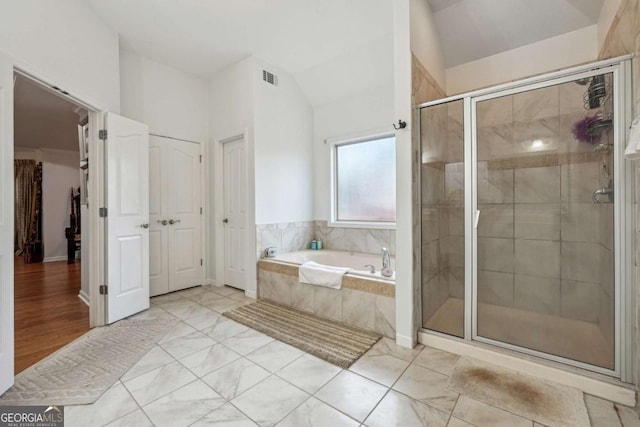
{"left": 149, "top": 137, "right": 168, "bottom": 296}
{"left": 167, "top": 140, "right": 202, "bottom": 291}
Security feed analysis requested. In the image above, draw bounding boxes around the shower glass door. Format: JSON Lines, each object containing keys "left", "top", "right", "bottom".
{"left": 473, "top": 72, "right": 615, "bottom": 370}
{"left": 419, "top": 59, "right": 633, "bottom": 379}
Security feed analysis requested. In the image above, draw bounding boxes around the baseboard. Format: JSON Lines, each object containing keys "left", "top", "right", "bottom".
{"left": 43, "top": 256, "right": 68, "bottom": 263}
{"left": 206, "top": 278, "right": 217, "bottom": 286}
{"left": 78, "top": 290, "right": 90, "bottom": 306}
{"left": 395, "top": 333, "right": 417, "bottom": 349}
{"left": 245, "top": 289, "right": 257, "bottom": 299}
{"left": 418, "top": 331, "right": 636, "bottom": 406}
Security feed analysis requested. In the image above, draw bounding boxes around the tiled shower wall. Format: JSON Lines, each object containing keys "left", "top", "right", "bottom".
{"left": 413, "top": 55, "right": 449, "bottom": 329}
{"left": 255, "top": 221, "right": 395, "bottom": 259}
{"left": 596, "top": 0, "right": 640, "bottom": 392}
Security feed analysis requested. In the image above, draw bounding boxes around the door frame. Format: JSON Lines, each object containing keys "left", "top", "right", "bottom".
{"left": 12, "top": 67, "right": 106, "bottom": 328}
{"left": 212, "top": 129, "right": 256, "bottom": 297}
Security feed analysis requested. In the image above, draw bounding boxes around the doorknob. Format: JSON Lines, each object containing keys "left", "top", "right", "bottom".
{"left": 139, "top": 223, "right": 149, "bottom": 229}
{"left": 222, "top": 218, "right": 229, "bottom": 224}
{"left": 157, "top": 219, "right": 168, "bottom": 226}
{"left": 168, "top": 219, "right": 181, "bottom": 225}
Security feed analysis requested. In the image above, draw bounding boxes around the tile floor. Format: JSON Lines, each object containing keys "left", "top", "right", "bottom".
{"left": 63, "top": 285, "right": 639, "bottom": 427}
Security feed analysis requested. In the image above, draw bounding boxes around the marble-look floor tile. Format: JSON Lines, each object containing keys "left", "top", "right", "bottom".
{"left": 202, "top": 358, "right": 271, "bottom": 400}
{"left": 157, "top": 299, "right": 205, "bottom": 318}
{"left": 124, "top": 361, "right": 197, "bottom": 406}
{"left": 231, "top": 375, "right": 309, "bottom": 427}
{"left": 585, "top": 395, "right": 623, "bottom": 427}
{"left": 453, "top": 395, "right": 532, "bottom": 427}
{"left": 178, "top": 286, "right": 210, "bottom": 300}
{"left": 121, "top": 345, "right": 175, "bottom": 382}
{"left": 277, "top": 396, "right": 359, "bottom": 427}
{"left": 65, "top": 382, "right": 139, "bottom": 427}
{"left": 190, "top": 291, "right": 228, "bottom": 306}
{"left": 392, "top": 365, "right": 458, "bottom": 413}
{"left": 150, "top": 292, "right": 185, "bottom": 305}
{"left": 205, "top": 296, "right": 244, "bottom": 312}
{"left": 246, "top": 340, "right": 305, "bottom": 372}
{"left": 615, "top": 403, "right": 640, "bottom": 427}
{"left": 213, "top": 286, "right": 244, "bottom": 296}
{"left": 128, "top": 306, "right": 176, "bottom": 321}
{"left": 160, "top": 330, "right": 216, "bottom": 359}
{"left": 183, "top": 310, "right": 223, "bottom": 330}
{"left": 105, "top": 409, "right": 153, "bottom": 427}
{"left": 179, "top": 342, "right": 241, "bottom": 377}
{"left": 349, "top": 353, "right": 409, "bottom": 387}
{"left": 365, "top": 390, "right": 449, "bottom": 427}
{"left": 143, "top": 380, "right": 226, "bottom": 427}
{"left": 412, "top": 346, "right": 460, "bottom": 376}
{"left": 368, "top": 337, "right": 424, "bottom": 362}
{"left": 203, "top": 317, "right": 251, "bottom": 341}
{"left": 446, "top": 417, "right": 476, "bottom": 427}
{"left": 277, "top": 354, "right": 341, "bottom": 394}
{"left": 315, "top": 370, "right": 388, "bottom": 422}
{"left": 159, "top": 321, "right": 198, "bottom": 345}
{"left": 191, "top": 402, "right": 258, "bottom": 427}
{"left": 222, "top": 329, "right": 274, "bottom": 355}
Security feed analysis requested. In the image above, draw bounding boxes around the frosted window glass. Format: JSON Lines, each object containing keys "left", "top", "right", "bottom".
{"left": 336, "top": 137, "right": 396, "bottom": 222}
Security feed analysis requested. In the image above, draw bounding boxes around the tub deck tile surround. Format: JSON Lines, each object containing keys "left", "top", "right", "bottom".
{"left": 257, "top": 259, "right": 395, "bottom": 298}
{"left": 257, "top": 259, "right": 396, "bottom": 338}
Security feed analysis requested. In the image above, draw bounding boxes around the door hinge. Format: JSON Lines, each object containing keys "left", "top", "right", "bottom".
{"left": 99, "top": 129, "right": 108, "bottom": 140}
{"left": 200, "top": 207, "right": 203, "bottom": 215}
{"left": 99, "top": 207, "right": 108, "bottom": 217}
{"left": 99, "top": 285, "right": 108, "bottom": 295}
{"left": 199, "top": 155, "right": 202, "bottom": 163}
{"left": 200, "top": 259, "right": 203, "bottom": 266}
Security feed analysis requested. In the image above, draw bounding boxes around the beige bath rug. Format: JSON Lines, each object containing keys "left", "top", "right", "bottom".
{"left": 0, "top": 318, "right": 178, "bottom": 406}
{"left": 223, "top": 300, "right": 381, "bottom": 368}
{"left": 448, "top": 357, "right": 590, "bottom": 427}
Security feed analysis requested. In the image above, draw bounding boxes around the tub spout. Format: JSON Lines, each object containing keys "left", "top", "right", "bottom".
{"left": 381, "top": 247, "right": 393, "bottom": 277}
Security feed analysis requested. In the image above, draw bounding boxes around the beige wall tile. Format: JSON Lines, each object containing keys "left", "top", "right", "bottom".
{"left": 314, "top": 287, "right": 342, "bottom": 322}
{"left": 561, "top": 162, "right": 600, "bottom": 202}
{"left": 374, "top": 295, "right": 396, "bottom": 338}
{"left": 342, "top": 288, "right": 376, "bottom": 331}
{"left": 291, "top": 282, "right": 315, "bottom": 313}
{"left": 477, "top": 95, "right": 513, "bottom": 127}
{"left": 478, "top": 204, "right": 514, "bottom": 238}
{"left": 599, "top": 288, "right": 615, "bottom": 350}
{"left": 422, "top": 240, "right": 440, "bottom": 282}
{"left": 559, "top": 80, "right": 589, "bottom": 116}
{"left": 561, "top": 203, "right": 600, "bottom": 243}
{"left": 478, "top": 270, "right": 514, "bottom": 307}
{"left": 560, "top": 280, "right": 599, "bottom": 323}
{"left": 478, "top": 124, "right": 513, "bottom": 161}
{"left": 514, "top": 204, "right": 560, "bottom": 240}
{"left": 515, "top": 239, "right": 560, "bottom": 278}
{"left": 421, "top": 208, "right": 440, "bottom": 243}
{"left": 513, "top": 85, "right": 559, "bottom": 122}
{"left": 561, "top": 242, "right": 601, "bottom": 283}
{"left": 514, "top": 275, "right": 561, "bottom": 316}
{"left": 478, "top": 166, "right": 514, "bottom": 204}
{"left": 448, "top": 267, "right": 465, "bottom": 299}
{"left": 513, "top": 117, "right": 560, "bottom": 156}
{"left": 514, "top": 166, "right": 560, "bottom": 203}
{"left": 479, "top": 237, "right": 514, "bottom": 273}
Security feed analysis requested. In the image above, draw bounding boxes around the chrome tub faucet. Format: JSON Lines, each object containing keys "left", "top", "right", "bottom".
{"left": 381, "top": 247, "right": 393, "bottom": 277}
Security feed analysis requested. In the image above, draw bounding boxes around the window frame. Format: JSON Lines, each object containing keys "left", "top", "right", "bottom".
{"left": 328, "top": 130, "right": 396, "bottom": 229}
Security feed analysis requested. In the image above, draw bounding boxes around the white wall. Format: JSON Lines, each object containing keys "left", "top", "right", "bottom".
{"left": 409, "top": 0, "right": 446, "bottom": 90}
{"left": 15, "top": 147, "right": 80, "bottom": 262}
{"left": 208, "top": 57, "right": 257, "bottom": 285}
{"left": 254, "top": 58, "right": 314, "bottom": 225}
{"left": 120, "top": 49, "right": 208, "bottom": 143}
{"left": 445, "top": 25, "right": 599, "bottom": 94}
{"left": 0, "top": 0, "right": 120, "bottom": 111}
{"left": 313, "top": 84, "right": 394, "bottom": 221}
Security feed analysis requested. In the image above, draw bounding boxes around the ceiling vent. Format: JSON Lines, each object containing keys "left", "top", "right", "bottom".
{"left": 262, "top": 70, "right": 278, "bottom": 86}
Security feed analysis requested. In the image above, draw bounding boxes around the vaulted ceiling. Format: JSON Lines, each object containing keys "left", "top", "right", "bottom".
{"left": 427, "top": 0, "right": 605, "bottom": 67}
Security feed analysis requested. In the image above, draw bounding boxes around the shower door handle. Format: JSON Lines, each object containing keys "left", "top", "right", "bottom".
{"left": 474, "top": 210, "right": 480, "bottom": 229}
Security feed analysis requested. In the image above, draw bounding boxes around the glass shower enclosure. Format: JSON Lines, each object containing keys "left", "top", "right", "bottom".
{"left": 419, "top": 58, "right": 633, "bottom": 381}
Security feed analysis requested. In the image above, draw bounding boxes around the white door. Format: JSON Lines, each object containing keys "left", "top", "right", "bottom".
{"left": 167, "top": 140, "right": 202, "bottom": 291}
{"left": 0, "top": 54, "right": 15, "bottom": 394}
{"left": 104, "top": 112, "right": 150, "bottom": 323}
{"left": 149, "top": 137, "right": 168, "bottom": 296}
{"left": 223, "top": 139, "right": 247, "bottom": 290}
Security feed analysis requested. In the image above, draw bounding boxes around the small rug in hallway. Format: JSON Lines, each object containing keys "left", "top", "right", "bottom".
{"left": 0, "top": 318, "right": 178, "bottom": 406}
{"left": 223, "top": 300, "right": 381, "bottom": 368}
{"left": 448, "top": 357, "right": 590, "bottom": 427}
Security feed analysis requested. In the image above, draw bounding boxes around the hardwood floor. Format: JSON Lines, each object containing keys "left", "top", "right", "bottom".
{"left": 14, "top": 257, "right": 89, "bottom": 374}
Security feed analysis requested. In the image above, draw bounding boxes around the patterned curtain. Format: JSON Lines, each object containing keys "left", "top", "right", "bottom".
{"left": 14, "top": 159, "right": 38, "bottom": 255}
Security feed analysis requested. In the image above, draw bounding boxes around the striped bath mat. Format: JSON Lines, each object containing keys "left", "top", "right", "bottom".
{"left": 223, "top": 300, "right": 381, "bottom": 368}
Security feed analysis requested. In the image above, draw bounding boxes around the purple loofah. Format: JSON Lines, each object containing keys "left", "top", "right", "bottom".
{"left": 572, "top": 115, "right": 602, "bottom": 144}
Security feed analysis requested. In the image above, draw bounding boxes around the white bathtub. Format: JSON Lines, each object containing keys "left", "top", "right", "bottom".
{"left": 272, "top": 249, "right": 395, "bottom": 281}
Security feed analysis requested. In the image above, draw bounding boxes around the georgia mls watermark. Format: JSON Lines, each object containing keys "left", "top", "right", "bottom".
{"left": 0, "top": 406, "right": 64, "bottom": 427}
